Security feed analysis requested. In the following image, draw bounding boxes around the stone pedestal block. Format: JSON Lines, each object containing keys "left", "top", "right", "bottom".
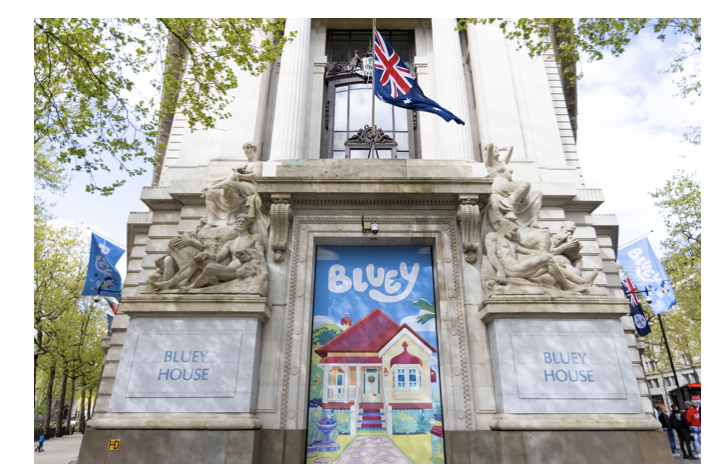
{"left": 482, "top": 297, "right": 653, "bottom": 418}
{"left": 94, "top": 295, "right": 271, "bottom": 429}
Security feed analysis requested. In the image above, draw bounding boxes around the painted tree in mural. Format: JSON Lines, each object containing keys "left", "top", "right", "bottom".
{"left": 413, "top": 298, "right": 435, "bottom": 325}
{"left": 310, "top": 325, "right": 343, "bottom": 402}
{"left": 312, "top": 324, "right": 342, "bottom": 347}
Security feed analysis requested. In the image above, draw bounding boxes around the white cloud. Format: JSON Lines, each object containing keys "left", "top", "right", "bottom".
{"left": 313, "top": 315, "right": 335, "bottom": 326}
{"left": 317, "top": 247, "right": 340, "bottom": 260}
{"left": 576, "top": 30, "right": 701, "bottom": 258}
{"left": 313, "top": 315, "right": 345, "bottom": 330}
{"left": 417, "top": 247, "right": 431, "bottom": 255}
{"left": 429, "top": 355, "right": 439, "bottom": 366}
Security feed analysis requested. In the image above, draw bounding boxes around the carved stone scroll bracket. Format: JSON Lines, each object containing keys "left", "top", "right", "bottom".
{"left": 457, "top": 195, "right": 480, "bottom": 264}
{"left": 270, "top": 195, "right": 292, "bottom": 262}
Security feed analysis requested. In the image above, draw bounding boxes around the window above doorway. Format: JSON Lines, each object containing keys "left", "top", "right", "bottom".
{"left": 321, "top": 30, "right": 419, "bottom": 160}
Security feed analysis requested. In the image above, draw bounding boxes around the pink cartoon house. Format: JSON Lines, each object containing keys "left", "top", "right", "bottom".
{"left": 315, "top": 308, "right": 437, "bottom": 433}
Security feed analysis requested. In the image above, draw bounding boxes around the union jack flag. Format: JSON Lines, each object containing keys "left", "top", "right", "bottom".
{"left": 374, "top": 30, "right": 415, "bottom": 99}
{"left": 622, "top": 276, "right": 640, "bottom": 306}
{"left": 621, "top": 275, "right": 651, "bottom": 336}
{"left": 372, "top": 29, "right": 464, "bottom": 125}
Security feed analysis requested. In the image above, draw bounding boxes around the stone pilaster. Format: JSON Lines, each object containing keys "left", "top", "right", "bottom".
{"left": 431, "top": 18, "right": 474, "bottom": 160}
{"left": 269, "top": 18, "right": 311, "bottom": 161}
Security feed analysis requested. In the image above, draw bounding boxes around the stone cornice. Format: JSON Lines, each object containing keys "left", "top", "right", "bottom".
{"left": 490, "top": 414, "right": 661, "bottom": 431}
{"left": 479, "top": 296, "right": 630, "bottom": 323}
{"left": 120, "top": 295, "right": 272, "bottom": 322}
{"left": 92, "top": 413, "right": 262, "bottom": 430}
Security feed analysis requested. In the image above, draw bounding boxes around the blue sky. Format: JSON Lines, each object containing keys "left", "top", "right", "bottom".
{"left": 28, "top": 19, "right": 701, "bottom": 281}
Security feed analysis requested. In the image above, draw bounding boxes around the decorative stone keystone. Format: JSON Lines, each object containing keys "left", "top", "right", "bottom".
{"left": 270, "top": 194, "right": 292, "bottom": 262}
{"left": 457, "top": 194, "right": 480, "bottom": 264}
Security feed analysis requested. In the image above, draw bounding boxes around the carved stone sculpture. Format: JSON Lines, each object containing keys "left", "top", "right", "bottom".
{"left": 483, "top": 144, "right": 542, "bottom": 230}
{"left": 347, "top": 50, "right": 363, "bottom": 72}
{"left": 145, "top": 143, "right": 270, "bottom": 296}
{"left": 345, "top": 125, "right": 397, "bottom": 146}
{"left": 148, "top": 214, "right": 268, "bottom": 296}
{"left": 202, "top": 143, "right": 270, "bottom": 245}
{"left": 482, "top": 218, "right": 605, "bottom": 297}
{"left": 478, "top": 141, "right": 605, "bottom": 298}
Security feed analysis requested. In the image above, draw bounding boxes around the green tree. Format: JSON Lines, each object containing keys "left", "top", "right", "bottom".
{"left": 637, "top": 170, "right": 700, "bottom": 392}
{"left": 34, "top": 201, "right": 88, "bottom": 388}
{"left": 651, "top": 170, "right": 701, "bottom": 321}
{"left": 34, "top": 18, "right": 293, "bottom": 194}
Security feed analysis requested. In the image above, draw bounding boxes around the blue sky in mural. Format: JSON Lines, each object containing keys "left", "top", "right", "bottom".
{"left": 314, "top": 246, "right": 439, "bottom": 358}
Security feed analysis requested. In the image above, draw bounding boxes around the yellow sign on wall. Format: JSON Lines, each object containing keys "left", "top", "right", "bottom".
{"left": 108, "top": 439, "right": 121, "bottom": 450}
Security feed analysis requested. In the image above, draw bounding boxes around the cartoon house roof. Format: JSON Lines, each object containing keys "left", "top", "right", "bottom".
{"left": 316, "top": 308, "right": 435, "bottom": 364}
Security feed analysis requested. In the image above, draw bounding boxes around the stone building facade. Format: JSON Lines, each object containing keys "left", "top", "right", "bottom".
{"left": 78, "top": 19, "right": 672, "bottom": 464}
{"left": 645, "top": 360, "right": 701, "bottom": 409}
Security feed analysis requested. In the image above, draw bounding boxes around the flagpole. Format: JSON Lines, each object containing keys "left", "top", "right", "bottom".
{"left": 618, "top": 230, "right": 654, "bottom": 249}
{"left": 369, "top": 18, "right": 377, "bottom": 159}
{"left": 657, "top": 314, "right": 680, "bottom": 396}
{"left": 86, "top": 227, "right": 127, "bottom": 249}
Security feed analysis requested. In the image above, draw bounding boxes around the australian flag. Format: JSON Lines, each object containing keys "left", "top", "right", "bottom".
{"left": 373, "top": 29, "right": 464, "bottom": 125}
{"left": 621, "top": 276, "right": 652, "bottom": 337}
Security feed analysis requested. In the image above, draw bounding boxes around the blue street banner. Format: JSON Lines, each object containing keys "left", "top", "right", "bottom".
{"left": 81, "top": 233, "right": 125, "bottom": 298}
{"left": 617, "top": 237, "right": 676, "bottom": 315}
{"left": 621, "top": 276, "right": 652, "bottom": 336}
{"left": 373, "top": 29, "right": 464, "bottom": 125}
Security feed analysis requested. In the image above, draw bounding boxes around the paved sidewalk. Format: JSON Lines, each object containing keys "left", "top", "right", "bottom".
{"left": 34, "top": 434, "right": 83, "bottom": 464}
{"left": 673, "top": 453, "right": 701, "bottom": 464}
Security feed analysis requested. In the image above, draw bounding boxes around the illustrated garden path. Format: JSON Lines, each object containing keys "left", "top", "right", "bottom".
{"left": 332, "top": 435, "right": 411, "bottom": 464}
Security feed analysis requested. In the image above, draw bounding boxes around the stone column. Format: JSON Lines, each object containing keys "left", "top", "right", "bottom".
{"left": 431, "top": 18, "right": 474, "bottom": 160}
{"left": 269, "top": 18, "right": 311, "bottom": 161}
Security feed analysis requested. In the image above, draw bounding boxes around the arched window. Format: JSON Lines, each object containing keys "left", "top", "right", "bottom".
{"left": 321, "top": 30, "right": 419, "bottom": 159}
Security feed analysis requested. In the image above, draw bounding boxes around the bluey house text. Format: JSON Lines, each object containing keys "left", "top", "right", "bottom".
{"left": 542, "top": 352, "right": 595, "bottom": 383}
{"left": 158, "top": 351, "right": 210, "bottom": 381}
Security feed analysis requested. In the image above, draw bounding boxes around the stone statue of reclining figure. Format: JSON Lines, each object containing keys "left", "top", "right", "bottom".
{"left": 148, "top": 214, "right": 266, "bottom": 291}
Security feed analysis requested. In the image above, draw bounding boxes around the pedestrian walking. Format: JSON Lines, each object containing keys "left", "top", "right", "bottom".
{"left": 35, "top": 430, "right": 46, "bottom": 452}
{"left": 686, "top": 401, "right": 701, "bottom": 458}
{"left": 659, "top": 405, "right": 679, "bottom": 456}
{"left": 671, "top": 404, "right": 696, "bottom": 459}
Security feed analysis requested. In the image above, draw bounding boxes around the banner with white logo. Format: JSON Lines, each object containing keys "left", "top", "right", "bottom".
{"left": 81, "top": 233, "right": 125, "bottom": 297}
{"left": 617, "top": 238, "right": 676, "bottom": 315}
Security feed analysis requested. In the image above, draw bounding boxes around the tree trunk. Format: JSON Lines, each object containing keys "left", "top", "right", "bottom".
{"left": 78, "top": 384, "right": 86, "bottom": 432}
{"left": 56, "top": 372, "right": 68, "bottom": 437}
{"left": 87, "top": 386, "right": 94, "bottom": 420}
{"left": 34, "top": 329, "right": 43, "bottom": 391}
{"left": 43, "top": 364, "right": 56, "bottom": 430}
{"left": 67, "top": 378, "right": 76, "bottom": 433}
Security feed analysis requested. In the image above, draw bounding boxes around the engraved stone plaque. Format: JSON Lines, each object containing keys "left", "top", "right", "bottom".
{"left": 488, "top": 318, "right": 643, "bottom": 414}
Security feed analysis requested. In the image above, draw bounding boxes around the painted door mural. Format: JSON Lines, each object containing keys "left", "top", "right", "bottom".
{"left": 307, "top": 246, "right": 445, "bottom": 464}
